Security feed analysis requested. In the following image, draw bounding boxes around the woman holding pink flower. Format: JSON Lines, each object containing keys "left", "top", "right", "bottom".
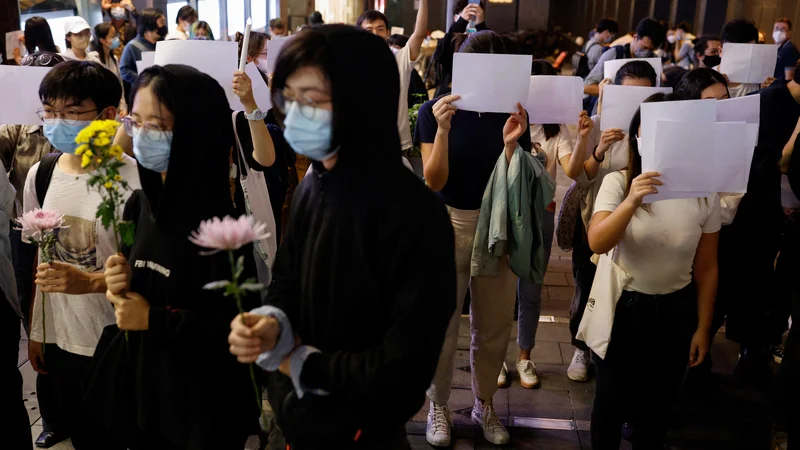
{"left": 84, "top": 65, "right": 262, "bottom": 449}
{"left": 226, "top": 26, "right": 456, "bottom": 449}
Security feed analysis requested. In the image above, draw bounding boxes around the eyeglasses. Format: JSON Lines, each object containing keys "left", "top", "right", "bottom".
{"left": 37, "top": 108, "right": 98, "bottom": 125}
{"left": 274, "top": 90, "right": 332, "bottom": 120}
{"left": 21, "top": 53, "right": 66, "bottom": 67}
{"left": 122, "top": 116, "right": 171, "bottom": 142}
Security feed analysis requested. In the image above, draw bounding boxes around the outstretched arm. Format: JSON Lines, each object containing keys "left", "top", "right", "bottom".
{"left": 407, "top": 0, "right": 428, "bottom": 61}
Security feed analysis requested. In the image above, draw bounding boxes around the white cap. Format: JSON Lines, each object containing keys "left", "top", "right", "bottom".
{"left": 64, "top": 16, "right": 91, "bottom": 35}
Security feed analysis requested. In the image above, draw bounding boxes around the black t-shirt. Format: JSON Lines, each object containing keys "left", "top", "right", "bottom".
{"left": 415, "top": 99, "right": 532, "bottom": 210}
{"left": 776, "top": 41, "right": 800, "bottom": 79}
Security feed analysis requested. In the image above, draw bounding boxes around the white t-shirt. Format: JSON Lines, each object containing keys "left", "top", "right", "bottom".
{"left": 530, "top": 124, "right": 573, "bottom": 180}
{"left": 166, "top": 29, "right": 190, "bottom": 41}
{"left": 395, "top": 45, "right": 420, "bottom": 151}
{"left": 60, "top": 48, "right": 101, "bottom": 63}
{"left": 26, "top": 155, "right": 141, "bottom": 356}
{"left": 712, "top": 65, "right": 760, "bottom": 98}
{"left": 593, "top": 171, "right": 721, "bottom": 295}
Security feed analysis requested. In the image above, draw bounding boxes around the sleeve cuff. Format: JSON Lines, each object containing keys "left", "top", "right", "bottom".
{"left": 252, "top": 305, "right": 295, "bottom": 372}
{"left": 289, "top": 346, "right": 329, "bottom": 399}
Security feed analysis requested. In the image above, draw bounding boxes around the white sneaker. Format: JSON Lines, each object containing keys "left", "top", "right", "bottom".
{"left": 472, "top": 400, "right": 510, "bottom": 445}
{"left": 567, "top": 348, "right": 591, "bottom": 382}
{"left": 426, "top": 402, "right": 452, "bottom": 447}
{"left": 497, "top": 361, "right": 510, "bottom": 388}
{"left": 516, "top": 360, "right": 540, "bottom": 389}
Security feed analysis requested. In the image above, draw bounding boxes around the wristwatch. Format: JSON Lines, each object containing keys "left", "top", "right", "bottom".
{"left": 244, "top": 108, "right": 268, "bottom": 121}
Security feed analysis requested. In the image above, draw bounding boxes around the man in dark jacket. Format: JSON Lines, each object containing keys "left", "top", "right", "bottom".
{"left": 228, "top": 25, "right": 456, "bottom": 449}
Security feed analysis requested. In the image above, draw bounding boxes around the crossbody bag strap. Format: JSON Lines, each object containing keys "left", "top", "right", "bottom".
{"left": 231, "top": 111, "right": 251, "bottom": 176}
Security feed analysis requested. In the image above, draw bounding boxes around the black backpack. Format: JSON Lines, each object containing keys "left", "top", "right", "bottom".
{"left": 34, "top": 152, "right": 63, "bottom": 207}
{"left": 572, "top": 42, "right": 599, "bottom": 79}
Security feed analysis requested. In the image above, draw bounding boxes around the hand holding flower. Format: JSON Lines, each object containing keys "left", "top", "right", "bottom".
{"left": 36, "top": 261, "right": 104, "bottom": 295}
{"left": 107, "top": 290, "right": 150, "bottom": 331}
{"left": 228, "top": 313, "right": 280, "bottom": 363}
{"left": 105, "top": 254, "right": 131, "bottom": 295}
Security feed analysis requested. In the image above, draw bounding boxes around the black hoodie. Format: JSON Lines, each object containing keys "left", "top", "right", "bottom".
{"left": 85, "top": 65, "right": 261, "bottom": 449}
{"left": 264, "top": 26, "right": 456, "bottom": 447}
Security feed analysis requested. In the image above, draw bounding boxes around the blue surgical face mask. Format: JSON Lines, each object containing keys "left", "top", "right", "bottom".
{"left": 43, "top": 119, "right": 93, "bottom": 154}
{"left": 110, "top": 36, "right": 120, "bottom": 50}
{"left": 283, "top": 101, "right": 335, "bottom": 161}
{"left": 133, "top": 131, "right": 173, "bottom": 172}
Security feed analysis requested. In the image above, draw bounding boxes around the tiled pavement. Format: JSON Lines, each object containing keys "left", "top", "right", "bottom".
{"left": 17, "top": 163, "right": 782, "bottom": 449}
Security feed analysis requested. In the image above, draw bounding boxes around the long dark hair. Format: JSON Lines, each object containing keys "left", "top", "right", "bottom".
{"left": 458, "top": 30, "right": 507, "bottom": 55}
{"left": 531, "top": 59, "right": 560, "bottom": 140}
{"left": 24, "top": 17, "right": 58, "bottom": 54}
{"left": 674, "top": 67, "right": 729, "bottom": 100}
{"left": 92, "top": 22, "right": 116, "bottom": 66}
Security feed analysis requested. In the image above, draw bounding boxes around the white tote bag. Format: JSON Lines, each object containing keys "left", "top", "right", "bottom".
{"left": 231, "top": 112, "right": 278, "bottom": 283}
{"left": 575, "top": 246, "right": 631, "bottom": 360}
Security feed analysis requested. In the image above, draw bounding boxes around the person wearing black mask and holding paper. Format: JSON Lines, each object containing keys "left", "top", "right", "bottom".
{"left": 693, "top": 36, "right": 722, "bottom": 69}
{"left": 227, "top": 25, "right": 455, "bottom": 449}
{"left": 86, "top": 65, "right": 261, "bottom": 449}
{"left": 119, "top": 8, "right": 167, "bottom": 98}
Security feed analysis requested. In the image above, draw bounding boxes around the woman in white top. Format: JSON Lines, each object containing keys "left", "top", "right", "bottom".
{"left": 60, "top": 17, "right": 100, "bottom": 63}
{"left": 587, "top": 92, "right": 719, "bottom": 448}
{"left": 498, "top": 60, "right": 573, "bottom": 391}
{"left": 566, "top": 60, "right": 658, "bottom": 382}
{"left": 165, "top": 5, "right": 197, "bottom": 41}
{"left": 92, "top": 22, "right": 128, "bottom": 116}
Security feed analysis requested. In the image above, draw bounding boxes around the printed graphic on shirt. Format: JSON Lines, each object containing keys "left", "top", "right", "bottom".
{"left": 53, "top": 215, "right": 97, "bottom": 270}
{"left": 134, "top": 259, "right": 172, "bottom": 278}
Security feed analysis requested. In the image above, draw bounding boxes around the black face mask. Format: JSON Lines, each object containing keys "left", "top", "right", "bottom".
{"left": 703, "top": 54, "right": 721, "bottom": 68}
{"left": 157, "top": 26, "right": 168, "bottom": 40}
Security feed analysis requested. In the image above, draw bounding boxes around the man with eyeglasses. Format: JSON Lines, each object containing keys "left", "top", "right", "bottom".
{"left": 22, "top": 60, "right": 139, "bottom": 449}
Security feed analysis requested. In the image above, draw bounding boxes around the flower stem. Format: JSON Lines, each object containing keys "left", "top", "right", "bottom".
{"left": 229, "top": 250, "right": 267, "bottom": 432}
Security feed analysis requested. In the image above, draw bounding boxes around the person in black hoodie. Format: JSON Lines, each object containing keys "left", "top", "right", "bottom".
{"left": 227, "top": 25, "right": 456, "bottom": 449}
{"left": 85, "top": 64, "right": 261, "bottom": 449}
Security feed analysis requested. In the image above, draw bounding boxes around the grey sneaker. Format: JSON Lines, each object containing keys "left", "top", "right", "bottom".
{"left": 426, "top": 402, "right": 452, "bottom": 447}
{"left": 568, "top": 348, "right": 591, "bottom": 382}
{"left": 472, "top": 400, "right": 510, "bottom": 445}
{"left": 497, "top": 361, "right": 510, "bottom": 388}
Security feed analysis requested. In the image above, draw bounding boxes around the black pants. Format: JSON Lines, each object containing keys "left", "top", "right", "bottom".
{"left": 778, "top": 264, "right": 800, "bottom": 449}
{"left": 591, "top": 286, "right": 697, "bottom": 449}
{"left": 0, "top": 297, "right": 33, "bottom": 450}
{"left": 569, "top": 215, "right": 594, "bottom": 350}
{"left": 769, "top": 212, "right": 800, "bottom": 345}
{"left": 44, "top": 345, "right": 121, "bottom": 450}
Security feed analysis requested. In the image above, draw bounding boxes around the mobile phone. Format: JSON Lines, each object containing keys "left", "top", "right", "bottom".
{"left": 468, "top": 0, "right": 480, "bottom": 4}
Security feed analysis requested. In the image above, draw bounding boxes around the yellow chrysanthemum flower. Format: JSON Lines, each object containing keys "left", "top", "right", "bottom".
{"left": 94, "top": 137, "right": 111, "bottom": 148}
{"left": 114, "top": 174, "right": 122, "bottom": 181}
{"left": 81, "top": 153, "right": 92, "bottom": 168}
{"left": 109, "top": 146, "right": 123, "bottom": 157}
{"left": 84, "top": 149, "right": 94, "bottom": 158}
{"left": 75, "top": 144, "right": 89, "bottom": 156}
{"left": 104, "top": 181, "right": 113, "bottom": 189}
{"left": 75, "top": 127, "right": 93, "bottom": 144}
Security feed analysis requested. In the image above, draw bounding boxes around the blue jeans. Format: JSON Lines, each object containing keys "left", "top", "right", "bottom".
{"left": 517, "top": 209, "right": 555, "bottom": 351}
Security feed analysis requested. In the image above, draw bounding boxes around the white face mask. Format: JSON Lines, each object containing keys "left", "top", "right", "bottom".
{"left": 71, "top": 34, "right": 90, "bottom": 50}
{"left": 111, "top": 6, "right": 126, "bottom": 19}
{"left": 256, "top": 57, "right": 269, "bottom": 74}
{"left": 774, "top": 30, "right": 787, "bottom": 44}
{"left": 667, "top": 35, "right": 677, "bottom": 44}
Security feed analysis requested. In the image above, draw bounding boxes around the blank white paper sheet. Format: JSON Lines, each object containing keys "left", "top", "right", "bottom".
{"left": 452, "top": 53, "right": 533, "bottom": 113}
{"left": 600, "top": 85, "right": 672, "bottom": 131}
{"left": 154, "top": 40, "right": 271, "bottom": 111}
{"left": 526, "top": 75, "right": 583, "bottom": 125}
{"left": 720, "top": 44, "right": 777, "bottom": 84}
{"left": 0, "top": 66, "right": 51, "bottom": 125}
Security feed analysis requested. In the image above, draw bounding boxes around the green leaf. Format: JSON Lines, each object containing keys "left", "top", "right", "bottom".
{"left": 225, "top": 283, "right": 238, "bottom": 297}
{"left": 119, "top": 221, "right": 136, "bottom": 247}
{"left": 203, "top": 280, "right": 231, "bottom": 290}
{"left": 234, "top": 255, "right": 245, "bottom": 280}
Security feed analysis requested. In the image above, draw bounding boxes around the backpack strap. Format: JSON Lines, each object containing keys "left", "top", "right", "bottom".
{"left": 131, "top": 39, "right": 150, "bottom": 54}
{"left": 615, "top": 45, "right": 626, "bottom": 60}
{"left": 35, "top": 152, "right": 62, "bottom": 207}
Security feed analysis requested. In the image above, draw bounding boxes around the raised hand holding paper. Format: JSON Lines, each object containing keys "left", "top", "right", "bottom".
{"left": 720, "top": 44, "right": 777, "bottom": 84}
{"left": 452, "top": 53, "right": 532, "bottom": 113}
{"left": 0, "top": 66, "right": 51, "bottom": 125}
{"left": 601, "top": 85, "right": 672, "bottom": 131}
{"left": 604, "top": 58, "right": 662, "bottom": 86}
{"left": 525, "top": 76, "right": 582, "bottom": 125}
{"left": 154, "top": 40, "right": 271, "bottom": 111}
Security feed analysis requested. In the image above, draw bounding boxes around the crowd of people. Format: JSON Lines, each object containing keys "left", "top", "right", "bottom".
{"left": 1, "top": 1, "right": 798, "bottom": 450}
